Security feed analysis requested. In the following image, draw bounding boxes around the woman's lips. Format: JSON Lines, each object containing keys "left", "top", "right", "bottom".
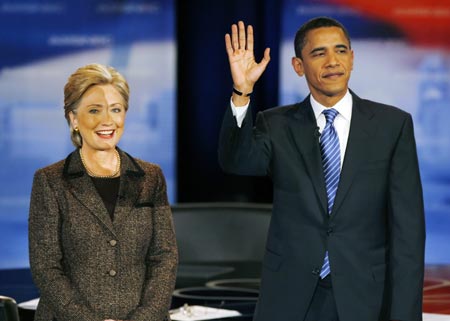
{"left": 96, "top": 130, "right": 115, "bottom": 138}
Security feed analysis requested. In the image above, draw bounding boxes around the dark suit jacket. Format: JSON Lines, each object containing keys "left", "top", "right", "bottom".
{"left": 29, "top": 148, "right": 178, "bottom": 321}
{"left": 218, "top": 92, "right": 425, "bottom": 321}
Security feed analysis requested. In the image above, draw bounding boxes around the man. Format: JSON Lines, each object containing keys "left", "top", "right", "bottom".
{"left": 219, "top": 17, "right": 425, "bottom": 321}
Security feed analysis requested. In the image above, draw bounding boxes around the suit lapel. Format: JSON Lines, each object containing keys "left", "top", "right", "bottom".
{"left": 62, "top": 148, "right": 146, "bottom": 235}
{"left": 63, "top": 150, "right": 116, "bottom": 236}
{"left": 112, "top": 150, "right": 145, "bottom": 228}
{"left": 331, "top": 93, "right": 377, "bottom": 218}
{"left": 287, "top": 97, "right": 328, "bottom": 215}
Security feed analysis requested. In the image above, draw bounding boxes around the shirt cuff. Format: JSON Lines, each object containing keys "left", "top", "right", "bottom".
{"left": 230, "top": 97, "right": 249, "bottom": 128}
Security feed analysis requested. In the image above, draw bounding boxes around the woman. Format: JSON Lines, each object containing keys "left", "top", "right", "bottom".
{"left": 29, "top": 63, "right": 178, "bottom": 321}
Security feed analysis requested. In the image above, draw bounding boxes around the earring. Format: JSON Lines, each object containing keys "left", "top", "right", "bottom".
{"left": 74, "top": 127, "right": 79, "bottom": 132}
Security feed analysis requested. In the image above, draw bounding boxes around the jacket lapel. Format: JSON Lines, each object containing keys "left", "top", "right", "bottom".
{"left": 112, "top": 150, "right": 145, "bottom": 228}
{"left": 331, "top": 93, "right": 377, "bottom": 218}
{"left": 62, "top": 148, "right": 146, "bottom": 235}
{"left": 287, "top": 97, "right": 328, "bottom": 215}
{"left": 63, "top": 150, "right": 116, "bottom": 236}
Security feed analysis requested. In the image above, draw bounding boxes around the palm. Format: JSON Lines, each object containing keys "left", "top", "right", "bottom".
{"left": 229, "top": 49, "right": 265, "bottom": 86}
{"left": 225, "top": 21, "right": 270, "bottom": 91}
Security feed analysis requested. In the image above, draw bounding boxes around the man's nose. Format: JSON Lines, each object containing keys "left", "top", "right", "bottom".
{"left": 326, "top": 52, "right": 339, "bottom": 67}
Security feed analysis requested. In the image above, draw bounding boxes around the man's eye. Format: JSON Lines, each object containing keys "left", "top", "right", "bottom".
{"left": 112, "top": 108, "right": 122, "bottom": 113}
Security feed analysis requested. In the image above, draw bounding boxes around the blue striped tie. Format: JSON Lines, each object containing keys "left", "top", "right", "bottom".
{"left": 319, "top": 108, "right": 341, "bottom": 279}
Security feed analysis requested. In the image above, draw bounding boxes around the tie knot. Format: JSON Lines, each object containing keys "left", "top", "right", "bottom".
{"left": 323, "top": 108, "right": 339, "bottom": 124}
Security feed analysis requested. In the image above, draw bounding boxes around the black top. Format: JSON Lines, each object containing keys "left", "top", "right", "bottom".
{"left": 91, "top": 176, "right": 120, "bottom": 220}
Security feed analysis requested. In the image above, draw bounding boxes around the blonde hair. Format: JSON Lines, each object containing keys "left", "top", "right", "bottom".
{"left": 64, "top": 63, "right": 130, "bottom": 147}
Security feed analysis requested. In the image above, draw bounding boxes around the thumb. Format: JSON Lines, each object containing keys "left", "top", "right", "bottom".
{"left": 260, "top": 47, "right": 271, "bottom": 67}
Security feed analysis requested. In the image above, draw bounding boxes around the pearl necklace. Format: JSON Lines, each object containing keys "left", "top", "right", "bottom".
{"left": 79, "top": 149, "right": 121, "bottom": 178}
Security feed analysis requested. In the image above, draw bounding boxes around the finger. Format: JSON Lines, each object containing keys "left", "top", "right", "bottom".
{"left": 225, "top": 34, "right": 233, "bottom": 57}
{"left": 238, "top": 21, "right": 246, "bottom": 50}
{"left": 260, "top": 48, "right": 271, "bottom": 67}
{"left": 247, "top": 24, "right": 254, "bottom": 52}
{"left": 263, "top": 47, "right": 271, "bottom": 63}
{"left": 231, "top": 23, "right": 239, "bottom": 50}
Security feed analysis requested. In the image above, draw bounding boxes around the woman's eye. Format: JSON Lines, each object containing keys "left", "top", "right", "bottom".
{"left": 89, "top": 109, "right": 98, "bottom": 114}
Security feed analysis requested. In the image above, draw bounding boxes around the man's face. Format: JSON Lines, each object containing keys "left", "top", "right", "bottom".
{"left": 292, "top": 26, "right": 354, "bottom": 107}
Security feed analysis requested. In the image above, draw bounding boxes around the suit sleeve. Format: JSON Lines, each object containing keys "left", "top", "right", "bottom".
{"left": 388, "top": 114, "right": 426, "bottom": 321}
{"left": 127, "top": 167, "right": 178, "bottom": 321}
{"left": 29, "top": 170, "right": 102, "bottom": 321}
{"left": 218, "top": 104, "right": 272, "bottom": 176}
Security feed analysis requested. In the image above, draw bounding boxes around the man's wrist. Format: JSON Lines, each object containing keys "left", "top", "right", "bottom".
{"left": 232, "top": 87, "right": 252, "bottom": 97}
{"left": 231, "top": 93, "right": 250, "bottom": 107}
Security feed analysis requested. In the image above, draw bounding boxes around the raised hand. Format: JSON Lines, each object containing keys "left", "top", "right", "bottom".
{"left": 225, "top": 21, "right": 270, "bottom": 105}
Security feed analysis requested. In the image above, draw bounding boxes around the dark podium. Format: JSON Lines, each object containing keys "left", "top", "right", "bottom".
{"left": 169, "top": 202, "right": 272, "bottom": 320}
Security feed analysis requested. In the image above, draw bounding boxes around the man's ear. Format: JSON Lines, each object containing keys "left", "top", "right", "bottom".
{"left": 69, "top": 111, "right": 78, "bottom": 129}
{"left": 350, "top": 49, "right": 354, "bottom": 71}
{"left": 292, "top": 57, "right": 305, "bottom": 77}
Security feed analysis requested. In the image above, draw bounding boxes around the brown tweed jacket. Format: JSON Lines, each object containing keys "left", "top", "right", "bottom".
{"left": 29, "top": 148, "right": 178, "bottom": 321}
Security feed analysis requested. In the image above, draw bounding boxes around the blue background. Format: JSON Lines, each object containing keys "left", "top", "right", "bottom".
{"left": 0, "top": 0, "right": 449, "bottom": 272}
{"left": 280, "top": 0, "right": 450, "bottom": 264}
{"left": 0, "top": 0, "right": 176, "bottom": 268}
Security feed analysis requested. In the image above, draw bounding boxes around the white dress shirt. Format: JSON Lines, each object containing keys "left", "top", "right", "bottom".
{"left": 230, "top": 97, "right": 249, "bottom": 127}
{"left": 230, "top": 90, "right": 353, "bottom": 168}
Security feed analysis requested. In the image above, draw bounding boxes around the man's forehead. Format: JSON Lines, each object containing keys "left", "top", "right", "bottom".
{"left": 304, "top": 27, "right": 349, "bottom": 47}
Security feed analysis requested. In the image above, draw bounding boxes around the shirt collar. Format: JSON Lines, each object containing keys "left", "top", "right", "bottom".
{"left": 310, "top": 90, "right": 352, "bottom": 122}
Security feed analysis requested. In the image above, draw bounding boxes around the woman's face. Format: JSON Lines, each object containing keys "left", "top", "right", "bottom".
{"left": 69, "top": 84, "right": 126, "bottom": 153}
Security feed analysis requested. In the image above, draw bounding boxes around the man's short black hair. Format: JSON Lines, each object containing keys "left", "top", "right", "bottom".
{"left": 294, "top": 16, "right": 351, "bottom": 59}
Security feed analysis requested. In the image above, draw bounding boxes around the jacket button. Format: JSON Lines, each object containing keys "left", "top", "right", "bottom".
{"left": 312, "top": 268, "right": 321, "bottom": 275}
{"left": 109, "top": 240, "right": 117, "bottom": 246}
{"left": 109, "top": 270, "right": 117, "bottom": 277}
{"left": 327, "top": 228, "right": 333, "bottom": 236}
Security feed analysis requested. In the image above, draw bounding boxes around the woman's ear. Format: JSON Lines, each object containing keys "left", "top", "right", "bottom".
{"left": 69, "top": 111, "right": 78, "bottom": 130}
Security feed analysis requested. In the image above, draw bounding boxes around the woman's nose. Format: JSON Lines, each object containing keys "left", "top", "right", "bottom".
{"left": 101, "top": 110, "right": 113, "bottom": 124}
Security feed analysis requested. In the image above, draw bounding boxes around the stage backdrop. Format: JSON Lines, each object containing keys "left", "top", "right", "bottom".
{"left": 0, "top": 0, "right": 176, "bottom": 268}
{"left": 280, "top": 0, "right": 450, "bottom": 263}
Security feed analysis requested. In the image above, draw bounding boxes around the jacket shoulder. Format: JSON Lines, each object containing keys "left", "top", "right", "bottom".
{"left": 260, "top": 103, "right": 301, "bottom": 118}
{"left": 358, "top": 97, "right": 411, "bottom": 120}
{"left": 262, "top": 103, "right": 300, "bottom": 115}
{"left": 34, "top": 159, "right": 66, "bottom": 180}
{"left": 130, "top": 157, "right": 164, "bottom": 177}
